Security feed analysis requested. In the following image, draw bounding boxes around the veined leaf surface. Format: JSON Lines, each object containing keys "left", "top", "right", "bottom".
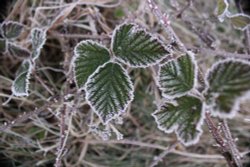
{"left": 228, "top": 14, "right": 250, "bottom": 30}
{"left": 85, "top": 62, "right": 134, "bottom": 124}
{"left": 31, "top": 28, "right": 47, "bottom": 61}
{"left": 1, "top": 21, "right": 24, "bottom": 39}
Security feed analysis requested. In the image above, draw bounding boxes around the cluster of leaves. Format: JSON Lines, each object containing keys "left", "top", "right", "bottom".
{"left": 0, "top": 21, "right": 47, "bottom": 96}
{"left": 74, "top": 22, "right": 250, "bottom": 146}
{"left": 216, "top": 0, "right": 250, "bottom": 30}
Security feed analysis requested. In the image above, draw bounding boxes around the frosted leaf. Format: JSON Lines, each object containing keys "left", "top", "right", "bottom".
{"left": 12, "top": 59, "right": 32, "bottom": 96}
{"left": 0, "top": 38, "right": 6, "bottom": 52}
{"left": 73, "top": 40, "right": 110, "bottom": 88}
{"left": 157, "top": 53, "right": 197, "bottom": 99}
{"left": 152, "top": 95, "right": 204, "bottom": 146}
{"left": 31, "top": 28, "right": 47, "bottom": 61}
{"left": 0, "top": 21, "right": 24, "bottom": 39}
{"left": 85, "top": 62, "right": 134, "bottom": 124}
{"left": 216, "top": 0, "right": 229, "bottom": 22}
{"left": 111, "top": 23, "right": 170, "bottom": 68}
{"left": 204, "top": 59, "right": 250, "bottom": 118}
{"left": 8, "top": 42, "right": 30, "bottom": 58}
{"left": 228, "top": 14, "right": 250, "bottom": 31}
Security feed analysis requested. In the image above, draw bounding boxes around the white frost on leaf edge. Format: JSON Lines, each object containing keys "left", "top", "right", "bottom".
{"left": 0, "top": 21, "right": 24, "bottom": 39}
{"left": 11, "top": 59, "right": 33, "bottom": 96}
{"left": 204, "top": 58, "right": 250, "bottom": 119}
{"left": 156, "top": 52, "right": 198, "bottom": 99}
{"left": 216, "top": 0, "right": 230, "bottom": 22}
{"left": 84, "top": 61, "right": 134, "bottom": 124}
{"left": 111, "top": 22, "right": 172, "bottom": 68}
{"left": 31, "top": 28, "right": 47, "bottom": 61}
{"left": 152, "top": 96, "right": 205, "bottom": 146}
{"left": 227, "top": 13, "right": 250, "bottom": 31}
{"left": 72, "top": 40, "right": 110, "bottom": 90}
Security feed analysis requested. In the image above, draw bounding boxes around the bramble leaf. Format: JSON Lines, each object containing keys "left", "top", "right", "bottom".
{"left": 228, "top": 14, "right": 250, "bottom": 30}
{"left": 0, "top": 21, "right": 24, "bottom": 39}
{"left": 205, "top": 59, "right": 250, "bottom": 118}
{"left": 152, "top": 95, "right": 204, "bottom": 146}
{"left": 8, "top": 42, "right": 30, "bottom": 58}
{"left": 216, "top": 0, "right": 229, "bottom": 22}
{"left": 73, "top": 40, "right": 110, "bottom": 88}
{"left": 112, "top": 23, "right": 170, "bottom": 67}
{"left": 0, "top": 38, "right": 6, "bottom": 52}
{"left": 31, "top": 28, "right": 47, "bottom": 61}
{"left": 85, "top": 62, "right": 134, "bottom": 124}
{"left": 157, "top": 53, "right": 197, "bottom": 98}
{"left": 12, "top": 59, "right": 32, "bottom": 96}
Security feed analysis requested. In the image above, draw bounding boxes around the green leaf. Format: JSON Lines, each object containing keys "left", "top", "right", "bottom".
{"left": 12, "top": 59, "right": 32, "bottom": 96}
{"left": 216, "top": 0, "right": 229, "bottom": 22}
{"left": 112, "top": 23, "right": 170, "bottom": 67}
{"left": 0, "top": 38, "right": 6, "bottom": 52}
{"left": 152, "top": 95, "right": 204, "bottom": 146}
{"left": 85, "top": 62, "right": 134, "bottom": 124}
{"left": 73, "top": 40, "right": 110, "bottom": 88}
{"left": 7, "top": 42, "right": 30, "bottom": 58}
{"left": 31, "top": 28, "right": 47, "bottom": 61}
{"left": 0, "top": 21, "right": 24, "bottom": 39}
{"left": 228, "top": 14, "right": 250, "bottom": 30}
{"left": 157, "top": 53, "right": 197, "bottom": 98}
{"left": 204, "top": 59, "right": 250, "bottom": 118}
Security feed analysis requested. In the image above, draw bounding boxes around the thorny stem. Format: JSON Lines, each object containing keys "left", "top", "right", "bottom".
{"left": 147, "top": 1, "right": 243, "bottom": 166}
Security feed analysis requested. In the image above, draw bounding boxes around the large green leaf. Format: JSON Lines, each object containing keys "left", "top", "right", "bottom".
{"left": 204, "top": 59, "right": 250, "bottom": 118}
{"left": 112, "top": 23, "right": 170, "bottom": 67}
{"left": 216, "top": 0, "right": 229, "bottom": 22}
{"left": 152, "top": 95, "right": 204, "bottom": 146}
{"left": 0, "top": 21, "right": 24, "bottom": 39}
{"left": 85, "top": 62, "right": 134, "bottom": 124}
{"left": 12, "top": 59, "right": 32, "bottom": 96}
{"left": 8, "top": 42, "right": 31, "bottom": 58}
{"left": 157, "top": 53, "right": 197, "bottom": 98}
{"left": 31, "top": 28, "right": 47, "bottom": 61}
{"left": 228, "top": 14, "right": 250, "bottom": 31}
{"left": 73, "top": 40, "right": 110, "bottom": 88}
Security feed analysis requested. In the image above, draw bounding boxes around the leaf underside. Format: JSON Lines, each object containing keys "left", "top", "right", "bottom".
{"left": 12, "top": 59, "right": 32, "bottom": 96}
{"left": 8, "top": 42, "right": 30, "bottom": 58}
{"left": 229, "top": 14, "right": 250, "bottom": 30}
{"left": 1, "top": 21, "right": 23, "bottom": 39}
{"left": 74, "top": 40, "right": 110, "bottom": 88}
{"left": 31, "top": 28, "right": 47, "bottom": 61}
{"left": 152, "top": 95, "right": 203, "bottom": 146}
{"left": 112, "top": 23, "right": 170, "bottom": 67}
{"left": 205, "top": 59, "right": 250, "bottom": 118}
{"left": 158, "top": 54, "right": 196, "bottom": 98}
{"left": 86, "top": 62, "right": 134, "bottom": 124}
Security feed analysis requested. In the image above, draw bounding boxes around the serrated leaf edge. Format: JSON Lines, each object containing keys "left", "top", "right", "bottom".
{"left": 0, "top": 21, "right": 24, "bottom": 39}
{"left": 111, "top": 22, "right": 172, "bottom": 68}
{"left": 7, "top": 41, "right": 31, "bottom": 58}
{"left": 31, "top": 28, "right": 47, "bottom": 61}
{"left": 156, "top": 52, "right": 198, "bottom": 99}
{"left": 204, "top": 58, "right": 250, "bottom": 118}
{"left": 11, "top": 59, "right": 33, "bottom": 96}
{"left": 85, "top": 61, "right": 134, "bottom": 124}
{"left": 152, "top": 97, "right": 205, "bottom": 146}
{"left": 72, "top": 40, "right": 111, "bottom": 90}
{"left": 227, "top": 13, "right": 250, "bottom": 31}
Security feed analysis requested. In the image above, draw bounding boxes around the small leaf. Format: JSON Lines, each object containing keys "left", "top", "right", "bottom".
{"left": 0, "top": 21, "right": 24, "bottom": 39}
{"left": 73, "top": 40, "right": 110, "bottom": 88}
{"left": 152, "top": 95, "right": 204, "bottom": 146}
{"left": 216, "top": 0, "right": 229, "bottom": 22}
{"left": 112, "top": 23, "right": 170, "bottom": 67}
{"left": 228, "top": 14, "right": 250, "bottom": 30}
{"left": 0, "top": 38, "right": 6, "bottom": 52}
{"left": 85, "top": 62, "right": 134, "bottom": 124}
{"left": 31, "top": 28, "right": 47, "bottom": 61}
{"left": 8, "top": 42, "right": 30, "bottom": 58}
{"left": 12, "top": 59, "right": 32, "bottom": 96}
{"left": 157, "top": 53, "right": 197, "bottom": 99}
{"left": 205, "top": 59, "right": 250, "bottom": 118}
